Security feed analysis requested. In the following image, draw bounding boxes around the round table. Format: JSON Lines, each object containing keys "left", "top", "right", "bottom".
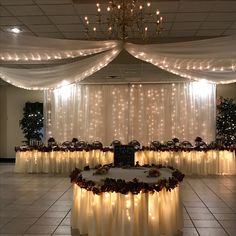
{"left": 71, "top": 166, "right": 183, "bottom": 236}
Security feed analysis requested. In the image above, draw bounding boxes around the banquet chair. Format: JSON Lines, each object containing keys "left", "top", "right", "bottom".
{"left": 92, "top": 141, "right": 103, "bottom": 149}
{"left": 180, "top": 141, "right": 193, "bottom": 148}
{"left": 128, "top": 140, "right": 141, "bottom": 149}
{"left": 166, "top": 140, "right": 175, "bottom": 148}
{"left": 62, "top": 141, "right": 71, "bottom": 147}
{"left": 75, "top": 140, "right": 87, "bottom": 148}
{"left": 110, "top": 140, "right": 122, "bottom": 147}
{"left": 150, "top": 140, "right": 161, "bottom": 149}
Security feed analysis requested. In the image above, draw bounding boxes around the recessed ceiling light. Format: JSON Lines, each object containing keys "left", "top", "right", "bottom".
{"left": 9, "top": 27, "right": 22, "bottom": 33}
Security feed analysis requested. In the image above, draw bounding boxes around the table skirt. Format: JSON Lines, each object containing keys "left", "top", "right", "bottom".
{"left": 71, "top": 184, "right": 183, "bottom": 236}
{"left": 15, "top": 150, "right": 236, "bottom": 175}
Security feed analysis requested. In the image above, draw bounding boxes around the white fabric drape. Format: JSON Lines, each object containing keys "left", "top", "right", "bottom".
{"left": 44, "top": 82, "right": 216, "bottom": 145}
{"left": 0, "top": 47, "right": 122, "bottom": 89}
{"left": 1, "top": 33, "right": 236, "bottom": 89}
{"left": 0, "top": 32, "right": 120, "bottom": 62}
{"left": 125, "top": 35, "right": 236, "bottom": 84}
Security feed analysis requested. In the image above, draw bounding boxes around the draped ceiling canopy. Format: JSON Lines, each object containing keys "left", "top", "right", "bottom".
{"left": 0, "top": 32, "right": 236, "bottom": 90}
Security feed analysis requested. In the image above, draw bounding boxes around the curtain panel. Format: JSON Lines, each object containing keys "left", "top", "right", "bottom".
{"left": 44, "top": 82, "right": 216, "bottom": 145}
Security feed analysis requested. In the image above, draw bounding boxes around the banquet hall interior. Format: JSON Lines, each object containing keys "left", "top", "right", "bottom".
{"left": 0, "top": 0, "right": 236, "bottom": 235}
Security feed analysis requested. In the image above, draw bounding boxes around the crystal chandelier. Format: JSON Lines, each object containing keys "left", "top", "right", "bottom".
{"left": 83, "top": 0, "right": 163, "bottom": 40}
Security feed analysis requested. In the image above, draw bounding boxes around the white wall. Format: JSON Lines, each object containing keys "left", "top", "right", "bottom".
{"left": 0, "top": 85, "right": 43, "bottom": 158}
{"left": 217, "top": 83, "right": 236, "bottom": 100}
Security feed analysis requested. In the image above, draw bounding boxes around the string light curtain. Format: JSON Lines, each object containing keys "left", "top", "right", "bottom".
{"left": 44, "top": 82, "right": 216, "bottom": 145}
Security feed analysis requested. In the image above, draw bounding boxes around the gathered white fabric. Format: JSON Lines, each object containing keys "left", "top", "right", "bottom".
{"left": 0, "top": 32, "right": 120, "bottom": 62}
{"left": 14, "top": 150, "right": 113, "bottom": 174}
{"left": 71, "top": 168, "right": 183, "bottom": 236}
{"left": 0, "top": 33, "right": 236, "bottom": 89}
{"left": 135, "top": 150, "right": 236, "bottom": 175}
{"left": 124, "top": 35, "right": 236, "bottom": 84}
{"left": 14, "top": 149, "right": 235, "bottom": 175}
{"left": 0, "top": 47, "right": 122, "bottom": 89}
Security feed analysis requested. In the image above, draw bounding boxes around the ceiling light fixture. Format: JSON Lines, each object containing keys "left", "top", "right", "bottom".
{"left": 82, "top": 0, "right": 163, "bottom": 41}
{"left": 9, "top": 27, "right": 22, "bottom": 34}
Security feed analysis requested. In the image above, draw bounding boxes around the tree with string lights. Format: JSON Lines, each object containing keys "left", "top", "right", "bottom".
{"left": 216, "top": 97, "right": 236, "bottom": 146}
{"left": 19, "top": 102, "right": 44, "bottom": 145}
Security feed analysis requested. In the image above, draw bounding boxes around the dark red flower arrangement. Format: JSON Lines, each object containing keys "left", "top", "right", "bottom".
{"left": 15, "top": 145, "right": 236, "bottom": 153}
{"left": 70, "top": 165, "right": 185, "bottom": 195}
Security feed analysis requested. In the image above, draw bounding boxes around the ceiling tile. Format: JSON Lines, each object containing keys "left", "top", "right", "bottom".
{"left": 161, "top": 22, "right": 172, "bottom": 30}
{"left": 207, "top": 12, "right": 236, "bottom": 21}
{"left": 35, "top": 0, "right": 71, "bottom": 4}
{"left": 36, "top": 32, "right": 64, "bottom": 38}
{"left": 18, "top": 31, "right": 35, "bottom": 36}
{"left": 157, "top": 30, "right": 169, "bottom": 37}
{"left": 0, "top": 16, "right": 21, "bottom": 25}
{"left": 74, "top": 4, "right": 98, "bottom": 15}
{"left": 169, "top": 30, "right": 197, "bottom": 37}
{"left": 161, "top": 13, "right": 176, "bottom": 22}
{"left": 0, "top": 0, "right": 34, "bottom": 5}
{"left": 213, "top": 1, "right": 236, "bottom": 12}
{"left": 62, "top": 31, "right": 88, "bottom": 39}
{"left": 196, "top": 29, "right": 225, "bottom": 36}
{"left": 229, "top": 22, "right": 236, "bottom": 29}
{"left": 40, "top": 4, "right": 76, "bottom": 15}
{"left": 172, "top": 22, "right": 202, "bottom": 30}
{"left": 0, "top": 6, "right": 11, "bottom": 16}
{"left": 175, "top": 13, "right": 208, "bottom": 22}
{"left": 5, "top": 5, "right": 44, "bottom": 16}
{"left": 200, "top": 21, "right": 232, "bottom": 30}
{"left": 49, "top": 15, "right": 81, "bottom": 24}
{"left": 27, "top": 24, "right": 59, "bottom": 32}
{"left": 57, "top": 24, "right": 83, "bottom": 32}
{"left": 151, "top": 2, "right": 180, "bottom": 13}
{"left": 178, "top": 1, "right": 214, "bottom": 12}
{"left": 18, "top": 16, "right": 51, "bottom": 25}
{"left": 223, "top": 29, "right": 236, "bottom": 35}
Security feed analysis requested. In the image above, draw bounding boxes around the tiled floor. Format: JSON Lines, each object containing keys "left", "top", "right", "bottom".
{"left": 0, "top": 164, "right": 236, "bottom": 236}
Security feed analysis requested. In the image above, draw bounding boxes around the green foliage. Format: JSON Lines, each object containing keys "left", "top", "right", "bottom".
{"left": 19, "top": 102, "right": 44, "bottom": 145}
{"left": 216, "top": 97, "right": 236, "bottom": 146}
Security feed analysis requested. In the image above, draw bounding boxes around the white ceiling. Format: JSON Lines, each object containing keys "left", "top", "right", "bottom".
{"left": 0, "top": 0, "right": 236, "bottom": 85}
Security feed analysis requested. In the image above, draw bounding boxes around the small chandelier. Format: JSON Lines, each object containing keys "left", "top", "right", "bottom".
{"left": 83, "top": 0, "right": 163, "bottom": 41}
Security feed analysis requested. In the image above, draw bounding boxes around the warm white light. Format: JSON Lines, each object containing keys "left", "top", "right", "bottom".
{"left": 9, "top": 27, "right": 22, "bottom": 33}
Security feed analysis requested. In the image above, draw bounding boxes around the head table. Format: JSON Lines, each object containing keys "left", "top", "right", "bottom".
{"left": 15, "top": 147, "right": 236, "bottom": 175}
{"left": 70, "top": 166, "right": 184, "bottom": 236}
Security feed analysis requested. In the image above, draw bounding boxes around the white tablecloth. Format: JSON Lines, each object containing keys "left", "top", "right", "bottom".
{"left": 71, "top": 168, "right": 183, "bottom": 236}
{"left": 15, "top": 149, "right": 236, "bottom": 175}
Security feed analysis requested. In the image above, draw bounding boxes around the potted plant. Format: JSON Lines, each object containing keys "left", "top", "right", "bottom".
{"left": 19, "top": 102, "right": 44, "bottom": 146}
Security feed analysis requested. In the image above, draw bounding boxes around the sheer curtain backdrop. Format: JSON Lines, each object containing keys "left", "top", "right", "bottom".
{"left": 44, "top": 82, "right": 216, "bottom": 145}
